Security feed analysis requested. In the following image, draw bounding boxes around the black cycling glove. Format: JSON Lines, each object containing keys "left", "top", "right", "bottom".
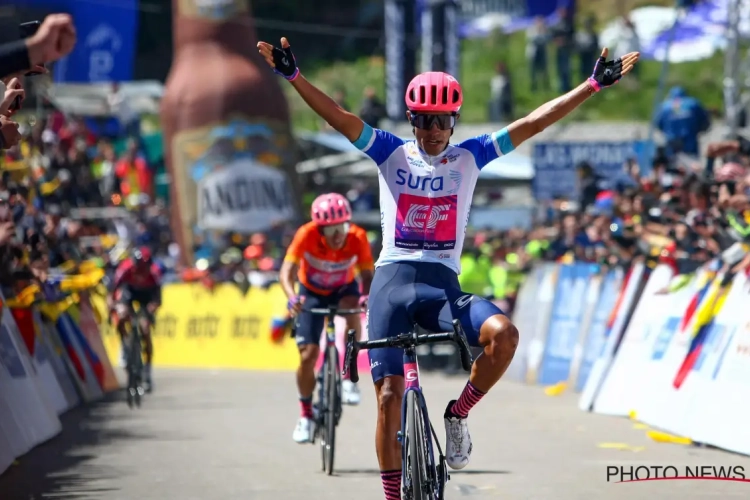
{"left": 270, "top": 43, "right": 300, "bottom": 81}
{"left": 588, "top": 54, "right": 626, "bottom": 92}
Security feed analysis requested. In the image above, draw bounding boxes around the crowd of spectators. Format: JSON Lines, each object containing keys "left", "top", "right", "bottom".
{"left": 458, "top": 140, "right": 750, "bottom": 315}
{"left": 0, "top": 15, "right": 178, "bottom": 302}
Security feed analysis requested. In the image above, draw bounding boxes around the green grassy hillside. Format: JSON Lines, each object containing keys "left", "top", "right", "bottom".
{"left": 286, "top": 5, "right": 726, "bottom": 130}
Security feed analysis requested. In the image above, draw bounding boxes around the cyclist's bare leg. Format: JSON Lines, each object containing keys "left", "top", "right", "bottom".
{"left": 448, "top": 314, "right": 518, "bottom": 416}
{"left": 469, "top": 314, "right": 518, "bottom": 391}
{"left": 139, "top": 315, "right": 153, "bottom": 364}
{"left": 339, "top": 295, "right": 362, "bottom": 390}
{"left": 375, "top": 375, "right": 404, "bottom": 498}
{"left": 339, "top": 295, "right": 362, "bottom": 341}
{"left": 115, "top": 305, "right": 130, "bottom": 365}
{"left": 297, "top": 343, "right": 319, "bottom": 415}
{"left": 444, "top": 313, "right": 519, "bottom": 470}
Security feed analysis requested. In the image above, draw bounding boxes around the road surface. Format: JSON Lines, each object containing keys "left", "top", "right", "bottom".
{"left": 2, "top": 369, "right": 749, "bottom": 499}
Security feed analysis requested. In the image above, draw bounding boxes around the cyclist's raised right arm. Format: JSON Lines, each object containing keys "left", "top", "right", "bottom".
{"left": 289, "top": 75, "right": 364, "bottom": 142}
{"left": 257, "top": 37, "right": 363, "bottom": 142}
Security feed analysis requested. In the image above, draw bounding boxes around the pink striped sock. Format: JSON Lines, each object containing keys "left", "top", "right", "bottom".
{"left": 451, "top": 381, "right": 485, "bottom": 418}
{"left": 299, "top": 397, "right": 313, "bottom": 419}
{"left": 381, "top": 469, "right": 401, "bottom": 500}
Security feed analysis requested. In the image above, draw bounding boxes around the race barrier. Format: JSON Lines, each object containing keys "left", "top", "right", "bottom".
{"left": 511, "top": 260, "right": 750, "bottom": 457}
{"left": 0, "top": 279, "right": 120, "bottom": 475}
{"left": 93, "top": 282, "right": 371, "bottom": 375}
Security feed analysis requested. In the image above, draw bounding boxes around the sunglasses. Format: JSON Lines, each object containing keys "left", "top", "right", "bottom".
{"left": 409, "top": 113, "right": 457, "bottom": 131}
{"left": 321, "top": 222, "right": 349, "bottom": 237}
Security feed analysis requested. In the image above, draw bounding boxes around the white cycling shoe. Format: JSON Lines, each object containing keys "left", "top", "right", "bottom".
{"left": 444, "top": 400, "right": 473, "bottom": 470}
{"left": 292, "top": 417, "right": 313, "bottom": 444}
{"left": 342, "top": 379, "right": 361, "bottom": 405}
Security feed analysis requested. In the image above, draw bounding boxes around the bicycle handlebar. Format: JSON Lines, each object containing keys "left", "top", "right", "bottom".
{"left": 342, "top": 319, "right": 473, "bottom": 384}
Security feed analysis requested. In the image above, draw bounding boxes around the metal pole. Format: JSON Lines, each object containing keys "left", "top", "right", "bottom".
{"left": 645, "top": 5, "right": 681, "bottom": 162}
{"left": 723, "top": 0, "right": 742, "bottom": 136}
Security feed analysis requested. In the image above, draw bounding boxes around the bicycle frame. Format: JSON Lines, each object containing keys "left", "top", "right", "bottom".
{"left": 343, "top": 319, "right": 473, "bottom": 499}
{"left": 401, "top": 345, "right": 441, "bottom": 497}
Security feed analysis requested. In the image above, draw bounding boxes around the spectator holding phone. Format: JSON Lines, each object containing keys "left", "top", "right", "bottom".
{"left": 0, "top": 14, "right": 76, "bottom": 80}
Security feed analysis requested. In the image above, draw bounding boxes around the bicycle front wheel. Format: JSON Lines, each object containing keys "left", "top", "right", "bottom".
{"left": 405, "top": 391, "right": 433, "bottom": 500}
{"left": 324, "top": 345, "right": 340, "bottom": 475}
{"left": 126, "top": 324, "right": 143, "bottom": 407}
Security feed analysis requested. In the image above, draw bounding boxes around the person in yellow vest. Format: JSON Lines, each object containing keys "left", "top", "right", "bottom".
{"left": 458, "top": 248, "right": 492, "bottom": 297}
{"left": 488, "top": 251, "right": 509, "bottom": 311}
{"left": 503, "top": 244, "right": 531, "bottom": 314}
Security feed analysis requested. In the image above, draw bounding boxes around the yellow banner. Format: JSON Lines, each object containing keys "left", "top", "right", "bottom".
{"left": 94, "top": 282, "right": 300, "bottom": 371}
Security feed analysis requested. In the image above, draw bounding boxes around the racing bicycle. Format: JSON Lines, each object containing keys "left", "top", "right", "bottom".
{"left": 343, "top": 319, "right": 473, "bottom": 499}
{"left": 123, "top": 302, "right": 149, "bottom": 409}
{"left": 299, "top": 306, "right": 364, "bottom": 475}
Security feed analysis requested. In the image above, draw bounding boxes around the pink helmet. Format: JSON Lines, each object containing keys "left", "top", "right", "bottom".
{"left": 311, "top": 193, "right": 352, "bottom": 226}
{"left": 405, "top": 72, "right": 463, "bottom": 113}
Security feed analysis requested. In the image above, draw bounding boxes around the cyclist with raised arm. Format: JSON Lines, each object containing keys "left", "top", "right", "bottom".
{"left": 111, "top": 246, "right": 162, "bottom": 392}
{"left": 259, "top": 37, "right": 638, "bottom": 498}
{"left": 280, "top": 193, "right": 375, "bottom": 443}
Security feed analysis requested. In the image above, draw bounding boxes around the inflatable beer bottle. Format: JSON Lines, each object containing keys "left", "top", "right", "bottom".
{"left": 161, "top": 0, "right": 299, "bottom": 266}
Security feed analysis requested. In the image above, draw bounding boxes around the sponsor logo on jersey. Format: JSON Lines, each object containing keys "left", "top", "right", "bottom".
{"left": 395, "top": 169, "right": 444, "bottom": 192}
{"left": 394, "top": 193, "right": 457, "bottom": 250}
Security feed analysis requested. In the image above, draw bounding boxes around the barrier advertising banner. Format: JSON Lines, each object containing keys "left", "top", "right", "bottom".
{"left": 579, "top": 262, "right": 645, "bottom": 411}
{"left": 524, "top": 264, "right": 558, "bottom": 383}
{"left": 680, "top": 272, "right": 748, "bottom": 450}
{"left": 508, "top": 263, "right": 552, "bottom": 382}
{"left": 592, "top": 264, "right": 674, "bottom": 416}
{"left": 567, "top": 271, "right": 602, "bottom": 387}
{"left": 0, "top": 277, "right": 121, "bottom": 476}
{"left": 538, "top": 263, "right": 597, "bottom": 385}
{"left": 0, "top": 294, "right": 61, "bottom": 455}
{"left": 513, "top": 259, "right": 750, "bottom": 457}
{"left": 636, "top": 266, "right": 721, "bottom": 436}
{"left": 574, "top": 268, "right": 622, "bottom": 392}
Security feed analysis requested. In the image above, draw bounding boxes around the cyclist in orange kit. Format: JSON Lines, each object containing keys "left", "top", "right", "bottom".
{"left": 280, "top": 192, "right": 374, "bottom": 443}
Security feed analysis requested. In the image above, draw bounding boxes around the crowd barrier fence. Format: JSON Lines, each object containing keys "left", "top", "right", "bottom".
{"left": 509, "top": 259, "right": 750, "bottom": 457}
{"left": 1, "top": 276, "right": 374, "bottom": 476}
{"left": 0, "top": 282, "right": 119, "bottom": 475}
{"left": 11, "top": 258, "right": 745, "bottom": 474}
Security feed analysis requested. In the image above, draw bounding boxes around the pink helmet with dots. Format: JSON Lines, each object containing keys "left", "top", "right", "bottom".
{"left": 405, "top": 71, "right": 463, "bottom": 113}
{"left": 311, "top": 193, "right": 352, "bottom": 226}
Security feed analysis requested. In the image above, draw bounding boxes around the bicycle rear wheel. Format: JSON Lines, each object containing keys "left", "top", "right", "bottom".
{"left": 126, "top": 323, "right": 143, "bottom": 408}
{"left": 323, "top": 345, "right": 340, "bottom": 475}
{"left": 405, "top": 391, "right": 433, "bottom": 500}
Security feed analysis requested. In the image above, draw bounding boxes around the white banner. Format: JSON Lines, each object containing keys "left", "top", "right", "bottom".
{"left": 196, "top": 153, "right": 296, "bottom": 233}
{"left": 513, "top": 260, "right": 750, "bottom": 457}
{"left": 35, "top": 312, "right": 80, "bottom": 413}
{"left": 637, "top": 266, "right": 721, "bottom": 435}
{"left": 56, "top": 314, "right": 104, "bottom": 403}
{"left": 524, "top": 264, "right": 558, "bottom": 383}
{"left": 579, "top": 262, "right": 645, "bottom": 411}
{"left": 593, "top": 264, "right": 674, "bottom": 416}
{"left": 681, "top": 272, "right": 750, "bottom": 451}
{"left": 508, "top": 263, "right": 551, "bottom": 382}
{"left": 0, "top": 295, "right": 61, "bottom": 457}
{"left": 568, "top": 273, "right": 602, "bottom": 387}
